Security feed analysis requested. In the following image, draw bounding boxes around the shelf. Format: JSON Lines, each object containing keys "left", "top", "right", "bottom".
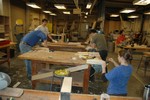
{"left": 5, "top": 33, "right": 9, "bottom": 37}
{"left": 0, "top": 16, "right": 10, "bottom": 39}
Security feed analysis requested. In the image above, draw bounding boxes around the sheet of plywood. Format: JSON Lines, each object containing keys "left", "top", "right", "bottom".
{"left": 0, "top": 88, "right": 23, "bottom": 97}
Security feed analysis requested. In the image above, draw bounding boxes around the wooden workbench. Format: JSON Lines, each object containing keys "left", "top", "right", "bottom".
{"left": 124, "top": 45, "right": 150, "bottom": 50}
{"left": 47, "top": 42, "right": 86, "bottom": 52}
{"left": 18, "top": 50, "right": 100, "bottom": 93}
{"left": 0, "top": 42, "right": 16, "bottom": 68}
{"left": 1, "top": 89, "right": 142, "bottom": 100}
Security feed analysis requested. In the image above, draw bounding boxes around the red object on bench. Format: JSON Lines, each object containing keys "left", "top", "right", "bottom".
{"left": 0, "top": 40, "right": 10, "bottom": 46}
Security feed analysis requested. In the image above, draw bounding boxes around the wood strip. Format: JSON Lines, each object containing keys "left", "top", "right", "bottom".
{"left": 32, "top": 72, "right": 53, "bottom": 81}
{"left": 66, "top": 65, "right": 88, "bottom": 72}
{"left": 61, "top": 77, "right": 72, "bottom": 93}
{"left": 0, "top": 88, "right": 142, "bottom": 100}
{"left": 13, "top": 82, "right": 21, "bottom": 88}
{"left": 0, "top": 88, "right": 23, "bottom": 97}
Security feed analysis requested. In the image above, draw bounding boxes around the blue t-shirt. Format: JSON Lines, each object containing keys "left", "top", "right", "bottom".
{"left": 105, "top": 65, "right": 132, "bottom": 95}
{"left": 22, "top": 30, "right": 47, "bottom": 47}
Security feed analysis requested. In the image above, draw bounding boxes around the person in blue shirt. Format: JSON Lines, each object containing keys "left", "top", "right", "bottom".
{"left": 19, "top": 30, "right": 47, "bottom": 80}
{"left": 101, "top": 49, "right": 133, "bottom": 96}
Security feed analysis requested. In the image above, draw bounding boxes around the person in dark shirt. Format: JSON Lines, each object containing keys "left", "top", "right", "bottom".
{"left": 89, "top": 29, "right": 108, "bottom": 81}
{"left": 90, "top": 29, "right": 108, "bottom": 61}
{"left": 19, "top": 30, "right": 47, "bottom": 80}
{"left": 101, "top": 49, "right": 132, "bottom": 96}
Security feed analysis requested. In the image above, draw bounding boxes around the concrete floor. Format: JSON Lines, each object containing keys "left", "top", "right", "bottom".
{"left": 0, "top": 51, "right": 149, "bottom": 98}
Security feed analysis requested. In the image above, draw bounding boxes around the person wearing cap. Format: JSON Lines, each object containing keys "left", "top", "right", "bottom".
{"left": 19, "top": 30, "right": 47, "bottom": 80}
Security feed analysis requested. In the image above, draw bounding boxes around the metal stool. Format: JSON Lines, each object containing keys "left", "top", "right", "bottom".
{"left": 136, "top": 54, "right": 150, "bottom": 76}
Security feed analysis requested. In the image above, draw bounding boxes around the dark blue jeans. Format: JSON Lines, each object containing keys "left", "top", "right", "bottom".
{"left": 99, "top": 50, "right": 108, "bottom": 61}
{"left": 19, "top": 42, "right": 32, "bottom": 79}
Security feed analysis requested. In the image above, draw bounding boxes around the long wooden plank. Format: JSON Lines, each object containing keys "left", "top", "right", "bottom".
{"left": 0, "top": 88, "right": 23, "bottom": 97}
{"left": 60, "top": 77, "right": 72, "bottom": 100}
{"left": 124, "top": 45, "right": 150, "bottom": 50}
{"left": 32, "top": 65, "right": 88, "bottom": 80}
{"left": 66, "top": 65, "right": 88, "bottom": 72}
{"left": 32, "top": 72, "right": 53, "bottom": 80}
{"left": 0, "top": 89, "right": 142, "bottom": 100}
{"left": 61, "top": 77, "right": 72, "bottom": 93}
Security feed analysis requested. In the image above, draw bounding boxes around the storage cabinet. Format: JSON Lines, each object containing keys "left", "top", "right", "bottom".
{"left": 0, "top": 15, "right": 10, "bottom": 40}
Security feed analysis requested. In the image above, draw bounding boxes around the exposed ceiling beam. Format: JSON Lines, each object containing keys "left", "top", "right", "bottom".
{"left": 106, "top": 0, "right": 133, "bottom": 3}
{"left": 105, "top": 1, "right": 134, "bottom": 8}
{"left": 73, "top": 0, "right": 79, "bottom": 9}
{"left": 90, "top": 0, "right": 98, "bottom": 14}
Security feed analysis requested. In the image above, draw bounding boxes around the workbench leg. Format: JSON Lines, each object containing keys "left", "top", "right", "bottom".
{"left": 83, "top": 65, "right": 91, "bottom": 94}
{"left": 32, "top": 61, "right": 37, "bottom": 89}
{"left": 7, "top": 47, "right": 10, "bottom": 68}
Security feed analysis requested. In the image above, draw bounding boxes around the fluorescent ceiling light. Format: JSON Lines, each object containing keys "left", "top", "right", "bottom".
{"left": 43, "top": 11, "right": 52, "bottom": 13}
{"left": 85, "top": 12, "right": 88, "bottom": 15}
{"left": 86, "top": 2, "right": 92, "bottom": 9}
{"left": 133, "top": 0, "right": 150, "bottom": 5}
{"left": 128, "top": 15, "right": 139, "bottom": 18}
{"left": 120, "top": 8, "right": 136, "bottom": 13}
{"left": 63, "top": 11, "right": 70, "bottom": 14}
{"left": 50, "top": 13, "right": 56, "bottom": 16}
{"left": 110, "top": 14, "right": 119, "bottom": 17}
{"left": 54, "top": 4, "right": 66, "bottom": 9}
{"left": 84, "top": 16, "right": 87, "bottom": 18}
{"left": 144, "top": 12, "right": 150, "bottom": 14}
{"left": 26, "top": 3, "right": 41, "bottom": 9}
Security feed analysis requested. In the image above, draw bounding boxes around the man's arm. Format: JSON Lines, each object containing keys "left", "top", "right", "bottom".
{"left": 108, "top": 58, "right": 119, "bottom": 66}
{"left": 41, "top": 40, "right": 48, "bottom": 47}
{"left": 48, "top": 34, "right": 57, "bottom": 43}
{"left": 101, "top": 61, "right": 108, "bottom": 82}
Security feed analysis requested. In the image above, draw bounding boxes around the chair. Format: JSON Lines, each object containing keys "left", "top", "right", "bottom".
{"left": 136, "top": 54, "right": 150, "bottom": 76}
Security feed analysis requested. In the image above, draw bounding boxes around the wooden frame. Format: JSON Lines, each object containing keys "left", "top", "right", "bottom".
{"left": 0, "top": 88, "right": 142, "bottom": 100}
{"left": 0, "top": 42, "right": 15, "bottom": 68}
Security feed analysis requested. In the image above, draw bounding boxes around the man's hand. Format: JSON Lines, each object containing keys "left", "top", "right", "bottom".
{"left": 41, "top": 42, "right": 47, "bottom": 47}
{"left": 52, "top": 39, "right": 58, "bottom": 43}
{"left": 108, "top": 58, "right": 119, "bottom": 67}
{"left": 108, "top": 58, "right": 115, "bottom": 63}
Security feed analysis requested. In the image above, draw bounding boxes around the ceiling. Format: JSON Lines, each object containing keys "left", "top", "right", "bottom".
{"left": 22, "top": 0, "right": 150, "bottom": 20}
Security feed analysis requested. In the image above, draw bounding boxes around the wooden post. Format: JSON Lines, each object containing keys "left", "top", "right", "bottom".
{"left": 32, "top": 60, "right": 38, "bottom": 89}
{"left": 6, "top": 46, "right": 10, "bottom": 68}
{"left": 83, "top": 65, "right": 91, "bottom": 94}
